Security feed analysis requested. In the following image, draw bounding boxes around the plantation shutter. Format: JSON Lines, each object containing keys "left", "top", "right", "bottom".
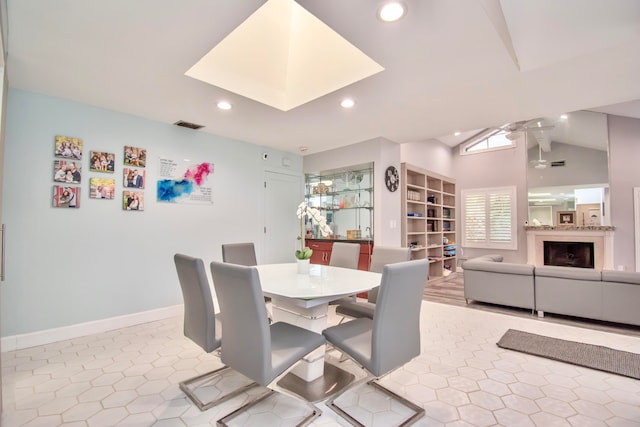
{"left": 489, "top": 192, "right": 512, "bottom": 243}
{"left": 464, "top": 194, "right": 486, "bottom": 243}
{"left": 462, "top": 187, "right": 516, "bottom": 249}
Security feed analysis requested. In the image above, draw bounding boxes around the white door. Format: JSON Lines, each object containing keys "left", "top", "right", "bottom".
{"left": 264, "top": 171, "right": 303, "bottom": 263}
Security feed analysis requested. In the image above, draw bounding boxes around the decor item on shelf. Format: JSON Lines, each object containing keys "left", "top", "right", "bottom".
{"left": 296, "top": 202, "right": 332, "bottom": 266}
{"left": 346, "top": 229, "right": 361, "bottom": 240}
{"left": 557, "top": 210, "right": 576, "bottom": 225}
{"left": 407, "top": 190, "right": 420, "bottom": 201}
{"left": 312, "top": 182, "right": 330, "bottom": 195}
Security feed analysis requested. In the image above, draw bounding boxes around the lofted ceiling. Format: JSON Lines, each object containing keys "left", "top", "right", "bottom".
{"left": 4, "top": 0, "right": 640, "bottom": 155}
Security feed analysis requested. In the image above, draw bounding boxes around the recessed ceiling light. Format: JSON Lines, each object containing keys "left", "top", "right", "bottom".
{"left": 217, "top": 101, "right": 232, "bottom": 110}
{"left": 454, "top": 131, "right": 461, "bottom": 136}
{"left": 560, "top": 114, "right": 568, "bottom": 120}
{"left": 377, "top": 1, "right": 407, "bottom": 22}
{"left": 340, "top": 98, "right": 355, "bottom": 108}
{"left": 299, "top": 146, "right": 309, "bottom": 152}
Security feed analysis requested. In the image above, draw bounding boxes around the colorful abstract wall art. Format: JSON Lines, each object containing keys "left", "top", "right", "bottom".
{"left": 157, "top": 158, "right": 214, "bottom": 204}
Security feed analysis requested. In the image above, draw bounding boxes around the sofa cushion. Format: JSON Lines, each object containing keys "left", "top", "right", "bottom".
{"left": 601, "top": 270, "right": 640, "bottom": 285}
{"left": 535, "top": 275, "right": 603, "bottom": 319}
{"left": 534, "top": 266, "right": 601, "bottom": 281}
{"left": 463, "top": 260, "right": 534, "bottom": 276}
{"left": 475, "top": 254, "right": 504, "bottom": 262}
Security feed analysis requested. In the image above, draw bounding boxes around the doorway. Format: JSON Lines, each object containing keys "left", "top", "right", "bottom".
{"left": 264, "top": 171, "right": 302, "bottom": 264}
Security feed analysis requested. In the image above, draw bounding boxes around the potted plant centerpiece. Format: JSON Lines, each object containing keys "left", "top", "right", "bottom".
{"left": 296, "top": 202, "right": 332, "bottom": 273}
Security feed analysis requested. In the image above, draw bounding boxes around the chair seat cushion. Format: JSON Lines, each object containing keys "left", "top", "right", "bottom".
{"left": 335, "top": 301, "right": 375, "bottom": 320}
{"left": 323, "top": 318, "right": 373, "bottom": 370}
{"left": 269, "top": 322, "right": 325, "bottom": 384}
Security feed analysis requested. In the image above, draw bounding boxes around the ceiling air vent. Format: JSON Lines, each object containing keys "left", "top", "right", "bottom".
{"left": 551, "top": 160, "right": 566, "bottom": 167}
{"left": 173, "top": 120, "right": 204, "bottom": 130}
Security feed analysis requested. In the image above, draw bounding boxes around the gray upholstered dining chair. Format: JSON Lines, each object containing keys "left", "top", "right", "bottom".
{"left": 335, "top": 246, "right": 412, "bottom": 321}
{"left": 210, "top": 261, "right": 326, "bottom": 427}
{"left": 173, "top": 254, "right": 257, "bottom": 411}
{"left": 323, "top": 259, "right": 429, "bottom": 426}
{"left": 329, "top": 242, "right": 361, "bottom": 305}
{"left": 221, "top": 242, "right": 258, "bottom": 267}
{"left": 222, "top": 242, "right": 272, "bottom": 321}
{"left": 329, "top": 242, "right": 360, "bottom": 269}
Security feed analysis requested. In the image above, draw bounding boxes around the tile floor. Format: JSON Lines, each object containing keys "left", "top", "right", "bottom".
{"left": 2, "top": 301, "right": 640, "bottom": 426}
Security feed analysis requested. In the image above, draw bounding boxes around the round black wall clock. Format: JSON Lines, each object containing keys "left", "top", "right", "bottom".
{"left": 385, "top": 166, "right": 399, "bottom": 192}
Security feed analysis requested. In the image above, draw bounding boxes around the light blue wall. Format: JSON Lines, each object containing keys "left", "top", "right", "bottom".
{"left": 1, "top": 90, "right": 302, "bottom": 337}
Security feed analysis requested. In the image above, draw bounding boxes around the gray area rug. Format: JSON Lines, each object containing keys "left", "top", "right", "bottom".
{"left": 496, "top": 329, "right": 640, "bottom": 380}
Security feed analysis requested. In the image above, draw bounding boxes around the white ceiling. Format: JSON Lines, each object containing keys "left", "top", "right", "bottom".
{"left": 4, "top": 0, "right": 640, "bottom": 155}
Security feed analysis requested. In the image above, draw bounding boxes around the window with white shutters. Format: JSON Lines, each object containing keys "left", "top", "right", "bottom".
{"left": 462, "top": 186, "right": 517, "bottom": 249}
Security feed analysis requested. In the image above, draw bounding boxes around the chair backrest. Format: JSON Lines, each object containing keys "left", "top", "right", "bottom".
{"left": 367, "top": 246, "right": 412, "bottom": 303}
{"left": 210, "top": 261, "right": 272, "bottom": 385}
{"left": 370, "top": 259, "right": 429, "bottom": 377}
{"left": 329, "top": 242, "right": 360, "bottom": 269}
{"left": 174, "top": 254, "right": 219, "bottom": 353}
{"left": 222, "top": 242, "right": 257, "bottom": 266}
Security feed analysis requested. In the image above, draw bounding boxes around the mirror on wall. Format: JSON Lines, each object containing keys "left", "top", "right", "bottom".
{"left": 527, "top": 110, "right": 610, "bottom": 226}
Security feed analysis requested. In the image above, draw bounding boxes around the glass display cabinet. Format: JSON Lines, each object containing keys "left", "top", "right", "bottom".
{"left": 304, "top": 163, "right": 374, "bottom": 271}
{"left": 304, "top": 162, "right": 374, "bottom": 240}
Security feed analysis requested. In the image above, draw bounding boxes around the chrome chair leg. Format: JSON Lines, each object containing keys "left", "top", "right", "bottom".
{"left": 217, "top": 382, "right": 321, "bottom": 427}
{"left": 179, "top": 365, "right": 257, "bottom": 411}
{"left": 325, "top": 364, "right": 424, "bottom": 427}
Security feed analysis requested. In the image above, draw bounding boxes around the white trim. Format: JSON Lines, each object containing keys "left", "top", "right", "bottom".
{"left": 1, "top": 305, "right": 183, "bottom": 351}
{"left": 459, "top": 132, "right": 516, "bottom": 156}
{"left": 635, "top": 187, "right": 640, "bottom": 272}
{"left": 526, "top": 228, "right": 614, "bottom": 271}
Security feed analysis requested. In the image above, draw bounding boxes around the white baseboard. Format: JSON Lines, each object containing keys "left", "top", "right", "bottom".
{"left": 1, "top": 305, "right": 183, "bottom": 352}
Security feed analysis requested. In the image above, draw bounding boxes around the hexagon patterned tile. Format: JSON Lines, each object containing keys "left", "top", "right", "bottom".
{"left": 2, "top": 301, "right": 640, "bottom": 426}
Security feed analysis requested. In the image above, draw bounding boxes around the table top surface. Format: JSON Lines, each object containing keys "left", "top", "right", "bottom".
{"left": 256, "top": 263, "right": 381, "bottom": 300}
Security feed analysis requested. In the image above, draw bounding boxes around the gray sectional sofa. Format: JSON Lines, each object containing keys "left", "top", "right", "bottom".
{"left": 462, "top": 255, "right": 535, "bottom": 312}
{"left": 462, "top": 255, "right": 640, "bottom": 327}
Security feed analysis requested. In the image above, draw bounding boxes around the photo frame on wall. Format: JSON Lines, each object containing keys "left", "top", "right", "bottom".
{"left": 53, "top": 185, "right": 80, "bottom": 208}
{"left": 54, "top": 135, "right": 83, "bottom": 160}
{"left": 89, "top": 178, "right": 115, "bottom": 199}
{"left": 123, "top": 168, "right": 145, "bottom": 189}
{"left": 557, "top": 210, "right": 576, "bottom": 225}
{"left": 89, "top": 151, "right": 115, "bottom": 173}
{"left": 123, "top": 191, "right": 144, "bottom": 211}
{"left": 53, "top": 160, "right": 82, "bottom": 184}
{"left": 124, "top": 146, "right": 146, "bottom": 167}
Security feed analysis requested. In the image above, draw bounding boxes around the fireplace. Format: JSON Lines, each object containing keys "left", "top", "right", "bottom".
{"left": 543, "top": 241, "right": 594, "bottom": 269}
{"left": 526, "top": 226, "right": 614, "bottom": 270}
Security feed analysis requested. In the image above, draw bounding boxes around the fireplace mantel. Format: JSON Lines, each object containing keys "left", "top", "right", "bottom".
{"left": 526, "top": 226, "right": 615, "bottom": 270}
{"left": 524, "top": 225, "right": 615, "bottom": 232}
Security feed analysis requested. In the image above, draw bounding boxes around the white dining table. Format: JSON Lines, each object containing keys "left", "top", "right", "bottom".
{"left": 256, "top": 262, "right": 381, "bottom": 401}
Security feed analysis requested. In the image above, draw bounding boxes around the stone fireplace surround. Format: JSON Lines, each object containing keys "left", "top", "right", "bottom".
{"left": 525, "top": 226, "right": 615, "bottom": 271}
